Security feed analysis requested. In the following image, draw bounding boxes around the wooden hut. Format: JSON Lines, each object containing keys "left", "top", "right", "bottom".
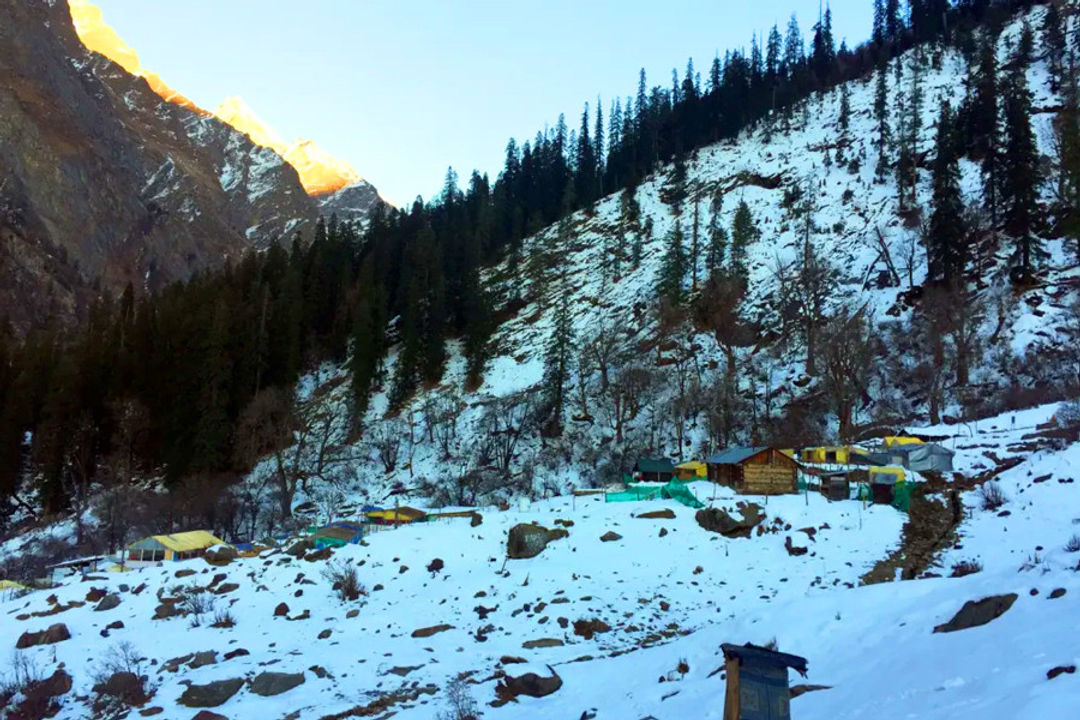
{"left": 721, "top": 643, "right": 808, "bottom": 720}
{"left": 633, "top": 458, "right": 677, "bottom": 483}
{"left": 707, "top": 447, "right": 799, "bottom": 495}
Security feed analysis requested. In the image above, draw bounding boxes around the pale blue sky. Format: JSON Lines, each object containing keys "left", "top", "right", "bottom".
{"left": 90, "top": 0, "right": 873, "bottom": 205}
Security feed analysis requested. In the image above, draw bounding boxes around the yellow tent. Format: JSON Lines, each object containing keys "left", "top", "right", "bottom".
{"left": 675, "top": 461, "right": 708, "bottom": 480}
{"left": 868, "top": 466, "right": 906, "bottom": 484}
{"left": 884, "top": 436, "right": 924, "bottom": 448}
{"left": 365, "top": 507, "right": 427, "bottom": 525}
{"left": 800, "top": 447, "right": 863, "bottom": 464}
{"left": 0, "top": 579, "right": 26, "bottom": 591}
{"left": 128, "top": 530, "right": 225, "bottom": 562}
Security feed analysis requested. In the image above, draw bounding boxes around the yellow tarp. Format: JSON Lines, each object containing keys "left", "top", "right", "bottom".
{"left": 365, "top": 507, "right": 426, "bottom": 523}
{"left": 884, "top": 436, "right": 924, "bottom": 447}
{"left": 0, "top": 579, "right": 26, "bottom": 591}
{"left": 869, "top": 466, "right": 906, "bottom": 483}
{"left": 147, "top": 530, "right": 224, "bottom": 553}
{"left": 675, "top": 461, "right": 707, "bottom": 478}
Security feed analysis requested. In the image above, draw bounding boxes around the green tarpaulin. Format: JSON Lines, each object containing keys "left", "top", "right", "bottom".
{"left": 605, "top": 481, "right": 704, "bottom": 509}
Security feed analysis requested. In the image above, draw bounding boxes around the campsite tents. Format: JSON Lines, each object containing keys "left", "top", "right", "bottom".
{"left": 127, "top": 531, "right": 225, "bottom": 562}
{"left": 365, "top": 507, "right": 427, "bottom": 526}
{"left": 634, "top": 458, "right": 676, "bottom": 483}
{"left": 869, "top": 443, "right": 954, "bottom": 472}
{"left": 311, "top": 522, "right": 364, "bottom": 549}
{"left": 675, "top": 460, "right": 708, "bottom": 480}
{"left": 606, "top": 480, "right": 704, "bottom": 509}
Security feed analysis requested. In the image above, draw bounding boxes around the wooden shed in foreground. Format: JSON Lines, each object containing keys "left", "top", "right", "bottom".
{"left": 721, "top": 643, "right": 808, "bottom": 720}
{"left": 706, "top": 447, "right": 799, "bottom": 495}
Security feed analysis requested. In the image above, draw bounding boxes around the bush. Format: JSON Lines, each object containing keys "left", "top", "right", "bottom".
{"left": 178, "top": 586, "right": 214, "bottom": 625}
{"left": 1065, "top": 534, "right": 1080, "bottom": 554}
{"left": 90, "top": 642, "right": 154, "bottom": 710}
{"left": 978, "top": 482, "right": 1007, "bottom": 511}
{"left": 437, "top": 676, "right": 480, "bottom": 720}
{"left": 950, "top": 559, "right": 983, "bottom": 577}
{"left": 323, "top": 561, "right": 364, "bottom": 602}
{"left": 211, "top": 608, "right": 236, "bottom": 628}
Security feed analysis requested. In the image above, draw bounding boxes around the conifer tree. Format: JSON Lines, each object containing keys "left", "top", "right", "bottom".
{"left": 1043, "top": 2, "right": 1066, "bottom": 88}
{"left": 874, "top": 62, "right": 891, "bottom": 178}
{"left": 730, "top": 201, "right": 758, "bottom": 281}
{"left": 928, "top": 103, "right": 967, "bottom": 286}
{"left": 1001, "top": 66, "right": 1041, "bottom": 279}
{"left": 970, "top": 39, "right": 1002, "bottom": 224}
{"left": 1057, "top": 55, "right": 1080, "bottom": 257}
{"left": 708, "top": 189, "right": 728, "bottom": 272}
{"left": 542, "top": 275, "right": 574, "bottom": 436}
{"left": 837, "top": 80, "right": 852, "bottom": 164}
{"left": 690, "top": 198, "right": 701, "bottom": 291}
{"left": 659, "top": 221, "right": 687, "bottom": 307}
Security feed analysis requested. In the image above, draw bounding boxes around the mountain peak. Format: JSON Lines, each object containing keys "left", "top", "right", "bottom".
{"left": 68, "top": 0, "right": 362, "bottom": 197}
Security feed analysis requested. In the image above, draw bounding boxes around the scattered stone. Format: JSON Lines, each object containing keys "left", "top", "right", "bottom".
{"left": 1047, "top": 665, "right": 1076, "bottom": 680}
{"left": 522, "top": 638, "right": 564, "bottom": 649}
{"left": 658, "top": 527, "right": 668, "bottom": 537}
{"left": 248, "top": 672, "right": 305, "bottom": 697}
{"left": 16, "top": 623, "right": 71, "bottom": 648}
{"left": 1049, "top": 588, "right": 1067, "bottom": 599}
{"left": 153, "top": 603, "right": 176, "bottom": 620}
{"left": 177, "top": 678, "right": 244, "bottom": 708}
{"left": 191, "top": 712, "right": 228, "bottom": 720}
{"left": 412, "top": 624, "right": 454, "bottom": 638}
{"left": 785, "top": 536, "right": 808, "bottom": 556}
{"left": 399, "top": 565, "right": 409, "bottom": 574}
{"left": 346, "top": 609, "right": 359, "bottom": 619}
{"left": 273, "top": 602, "right": 289, "bottom": 617}
{"left": 387, "top": 665, "right": 423, "bottom": 677}
{"left": 933, "top": 593, "right": 1019, "bottom": 633}
{"left": 86, "top": 587, "right": 107, "bottom": 603}
{"left": 600, "top": 531, "right": 622, "bottom": 542}
{"left": 285, "top": 539, "right": 314, "bottom": 558}
{"left": 223, "top": 648, "right": 249, "bottom": 661}
{"left": 470, "top": 513, "right": 483, "bottom": 527}
{"left": 138, "top": 707, "right": 163, "bottom": 717}
{"left": 175, "top": 569, "right": 197, "bottom": 579}
{"left": 21, "top": 668, "right": 72, "bottom": 709}
{"left": 318, "top": 629, "right": 332, "bottom": 640}
{"left": 189, "top": 651, "right": 217, "bottom": 669}
{"left": 309, "top": 665, "right": 331, "bottom": 679}
{"left": 94, "top": 594, "right": 121, "bottom": 612}
{"left": 500, "top": 656, "right": 527, "bottom": 664}
{"left": 426, "top": 558, "right": 444, "bottom": 573}
{"left": 496, "top": 666, "right": 563, "bottom": 702}
{"left": 94, "top": 671, "right": 147, "bottom": 706}
{"left": 213, "top": 583, "right": 239, "bottom": 595}
{"left": 637, "top": 509, "right": 676, "bottom": 520}
{"left": 573, "top": 619, "right": 611, "bottom": 640}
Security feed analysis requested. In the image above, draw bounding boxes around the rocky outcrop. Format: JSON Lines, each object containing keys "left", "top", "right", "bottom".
{"left": 933, "top": 593, "right": 1018, "bottom": 633}
{"left": 495, "top": 666, "right": 563, "bottom": 703}
{"left": 695, "top": 504, "right": 765, "bottom": 538}
{"left": 177, "top": 678, "right": 244, "bottom": 708}
{"left": 507, "top": 524, "right": 566, "bottom": 559}
{"left": 0, "top": 0, "right": 382, "bottom": 332}
{"left": 248, "top": 671, "right": 305, "bottom": 697}
{"left": 16, "top": 623, "right": 71, "bottom": 648}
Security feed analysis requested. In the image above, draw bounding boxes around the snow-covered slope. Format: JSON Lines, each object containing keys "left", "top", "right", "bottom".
{"left": 4, "top": 399, "right": 1080, "bottom": 718}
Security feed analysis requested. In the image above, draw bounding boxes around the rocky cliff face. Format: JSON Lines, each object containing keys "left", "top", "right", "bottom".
{"left": 0, "top": 0, "right": 381, "bottom": 331}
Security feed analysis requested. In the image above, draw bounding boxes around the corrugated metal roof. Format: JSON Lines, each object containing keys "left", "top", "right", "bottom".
{"left": 707, "top": 446, "right": 767, "bottom": 465}
{"left": 132, "top": 530, "right": 224, "bottom": 553}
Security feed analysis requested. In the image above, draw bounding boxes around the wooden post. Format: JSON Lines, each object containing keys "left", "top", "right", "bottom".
{"left": 722, "top": 656, "right": 741, "bottom": 720}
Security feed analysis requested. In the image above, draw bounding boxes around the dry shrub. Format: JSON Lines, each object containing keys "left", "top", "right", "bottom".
{"left": 949, "top": 559, "right": 983, "bottom": 577}
{"left": 978, "top": 482, "right": 1007, "bottom": 511}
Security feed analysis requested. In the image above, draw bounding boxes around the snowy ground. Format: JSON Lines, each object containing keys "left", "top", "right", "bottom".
{"left": 5, "top": 399, "right": 1080, "bottom": 719}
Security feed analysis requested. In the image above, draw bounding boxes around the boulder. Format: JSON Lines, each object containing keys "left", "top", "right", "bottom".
{"left": 303, "top": 547, "right": 333, "bottom": 562}
{"left": 695, "top": 504, "right": 764, "bottom": 538}
{"left": 470, "top": 513, "right": 483, "bottom": 527}
{"left": 412, "top": 624, "right": 454, "bottom": 638}
{"left": 94, "top": 594, "right": 122, "bottom": 612}
{"left": 933, "top": 593, "right": 1018, "bottom": 633}
{"left": 153, "top": 603, "right": 177, "bottom": 620}
{"left": 1047, "top": 665, "right": 1076, "bottom": 680}
{"left": 248, "top": 671, "right": 305, "bottom": 697}
{"left": 1049, "top": 588, "right": 1067, "bottom": 599}
{"left": 204, "top": 546, "right": 237, "bottom": 566}
{"left": 507, "top": 524, "right": 554, "bottom": 559}
{"left": 177, "top": 678, "right": 244, "bottom": 708}
{"left": 16, "top": 622, "right": 70, "bottom": 648}
{"left": 784, "top": 536, "right": 808, "bottom": 556}
{"left": 600, "top": 531, "right": 622, "bottom": 542}
{"left": 191, "top": 712, "right": 229, "bottom": 720}
{"left": 94, "top": 671, "right": 148, "bottom": 706}
{"left": 496, "top": 666, "right": 563, "bottom": 702}
{"left": 86, "top": 587, "right": 107, "bottom": 603}
{"left": 284, "top": 538, "right": 314, "bottom": 558}
{"left": 189, "top": 651, "right": 217, "bottom": 669}
{"left": 317, "top": 629, "right": 332, "bottom": 640}
{"left": 522, "top": 638, "right": 564, "bottom": 649}
{"left": 637, "top": 509, "right": 676, "bottom": 520}
{"left": 572, "top": 619, "right": 611, "bottom": 640}
{"left": 212, "top": 583, "right": 239, "bottom": 595}
{"left": 223, "top": 648, "right": 249, "bottom": 661}
{"left": 23, "top": 668, "right": 72, "bottom": 705}
{"left": 273, "top": 602, "right": 289, "bottom": 617}
{"left": 426, "top": 558, "right": 444, "bottom": 574}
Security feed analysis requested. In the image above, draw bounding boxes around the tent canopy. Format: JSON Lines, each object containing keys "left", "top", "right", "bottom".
{"left": 675, "top": 460, "right": 707, "bottom": 478}
{"left": 635, "top": 458, "right": 676, "bottom": 474}
{"left": 129, "top": 530, "right": 224, "bottom": 553}
{"left": 884, "top": 436, "right": 924, "bottom": 447}
{"left": 707, "top": 446, "right": 767, "bottom": 465}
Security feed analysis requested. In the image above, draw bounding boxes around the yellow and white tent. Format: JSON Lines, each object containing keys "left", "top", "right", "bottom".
{"left": 127, "top": 530, "right": 225, "bottom": 562}
{"left": 675, "top": 461, "right": 708, "bottom": 480}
